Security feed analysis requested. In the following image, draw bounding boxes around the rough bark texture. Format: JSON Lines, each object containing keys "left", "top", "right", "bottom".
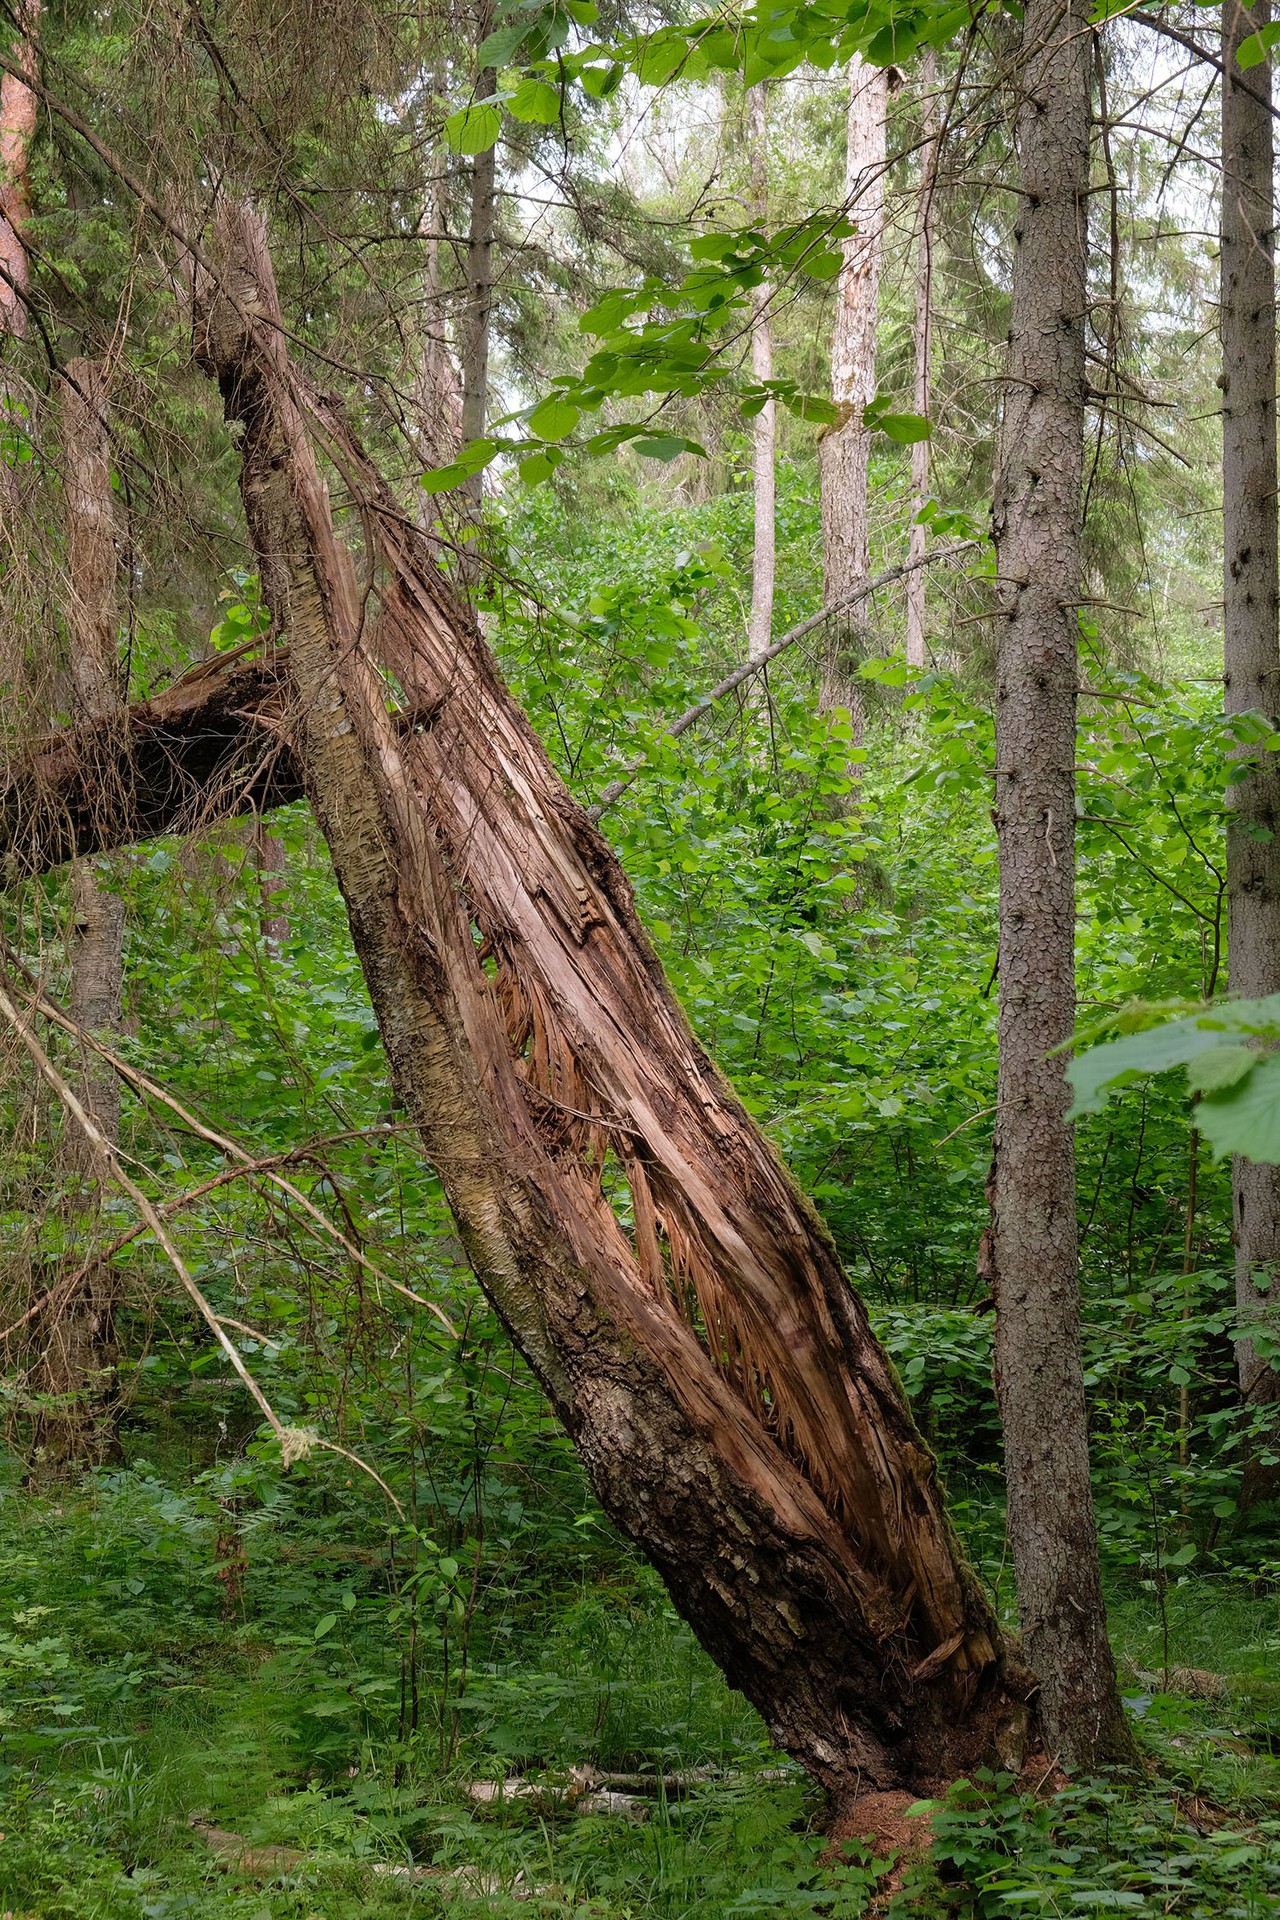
{"left": 0, "top": 654, "right": 299, "bottom": 875}
{"left": 989, "top": 0, "right": 1131, "bottom": 1769}
{"left": 460, "top": 71, "right": 496, "bottom": 514}
{"left": 34, "top": 359, "right": 125, "bottom": 1469}
{"left": 906, "top": 51, "right": 939, "bottom": 672}
{"left": 0, "top": 0, "right": 39, "bottom": 339}
{"left": 747, "top": 83, "right": 775, "bottom": 665}
{"left": 819, "top": 57, "right": 887, "bottom": 722}
{"left": 189, "top": 202, "right": 1032, "bottom": 1803}
{"left": 1221, "top": 0, "right": 1280, "bottom": 1450}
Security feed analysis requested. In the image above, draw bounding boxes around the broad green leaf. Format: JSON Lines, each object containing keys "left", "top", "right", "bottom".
{"left": 313, "top": 1612, "right": 338, "bottom": 1639}
{"left": 476, "top": 23, "right": 530, "bottom": 67}
{"left": 1196, "top": 1052, "right": 1280, "bottom": 1163}
{"left": 1236, "top": 21, "right": 1280, "bottom": 66}
{"left": 508, "top": 76, "right": 561, "bottom": 124}
{"left": 1185, "top": 1044, "right": 1255, "bottom": 1095}
{"left": 443, "top": 102, "right": 502, "bottom": 155}
{"left": 528, "top": 394, "right": 580, "bottom": 441}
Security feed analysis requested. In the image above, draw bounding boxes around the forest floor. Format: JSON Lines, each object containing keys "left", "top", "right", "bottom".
{"left": 0, "top": 1453, "right": 1277, "bottom": 1919}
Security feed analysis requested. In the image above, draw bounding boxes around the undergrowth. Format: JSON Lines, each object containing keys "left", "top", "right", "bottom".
{"left": 0, "top": 1456, "right": 1276, "bottom": 1919}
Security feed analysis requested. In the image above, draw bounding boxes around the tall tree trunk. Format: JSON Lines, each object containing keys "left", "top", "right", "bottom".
{"left": 747, "top": 82, "right": 775, "bottom": 664}
{"left": 819, "top": 57, "right": 887, "bottom": 728}
{"left": 0, "top": 0, "right": 39, "bottom": 340}
{"left": 35, "top": 357, "right": 125, "bottom": 1469}
{"left": 1221, "top": 0, "right": 1280, "bottom": 1482}
{"left": 906, "top": 50, "right": 939, "bottom": 672}
{"left": 190, "top": 201, "right": 1033, "bottom": 1806}
{"left": 459, "top": 68, "right": 496, "bottom": 516}
{"left": 989, "top": 1, "right": 1131, "bottom": 1768}
{"left": 415, "top": 157, "right": 463, "bottom": 485}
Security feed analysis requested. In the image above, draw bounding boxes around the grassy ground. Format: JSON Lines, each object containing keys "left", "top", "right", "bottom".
{"left": 0, "top": 1464, "right": 1277, "bottom": 1919}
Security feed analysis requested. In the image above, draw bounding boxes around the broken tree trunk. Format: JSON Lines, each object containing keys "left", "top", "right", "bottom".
{"left": 182, "top": 202, "right": 1031, "bottom": 1803}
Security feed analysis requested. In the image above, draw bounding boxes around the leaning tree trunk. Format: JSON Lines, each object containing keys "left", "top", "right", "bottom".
{"left": 819, "top": 56, "right": 887, "bottom": 730}
{"left": 1221, "top": 0, "right": 1280, "bottom": 1487}
{"left": 186, "top": 201, "right": 1032, "bottom": 1804}
{"left": 989, "top": 0, "right": 1131, "bottom": 1768}
{"left": 32, "top": 357, "right": 126, "bottom": 1470}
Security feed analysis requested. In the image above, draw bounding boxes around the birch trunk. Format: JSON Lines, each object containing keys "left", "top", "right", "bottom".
{"left": 190, "top": 201, "right": 1033, "bottom": 1805}
{"left": 989, "top": 0, "right": 1131, "bottom": 1769}
{"left": 819, "top": 58, "right": 887, "bottom": 726}
{"left": 906, "top": 51, "right": 939, "bottom": 671}
{"left": 747, "top": 83, "right": 775, "bottom": 665}
{"left": 35, "top": 358, "right": 125, "bottom": 1469}
{"left": 1221, "top": 0, "right": 1280, "bottom": 1476}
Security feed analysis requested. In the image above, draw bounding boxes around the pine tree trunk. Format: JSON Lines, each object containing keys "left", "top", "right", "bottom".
{"left": 906, "top": 50, "right": 939, "bottom": 672}
{"left": 1221, "top": 0, "right": 1280, "bottom": 1482}
{"left": 34, "top": 357, "right": 124, "bottom": 1470}
{"left": 190, "top": 200, "right": 1034, "bottom": 1804}
{"left": 989, "top": 0, "right": 1132, "bottom": 1769}
{"left": 819, "top": 57, "right": 887, "bottom": 727}
{"left": 747, "top": 82, "right": 775, "bottom": 665}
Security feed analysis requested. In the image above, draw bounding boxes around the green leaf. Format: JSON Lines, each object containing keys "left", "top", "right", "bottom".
{"left": 518, "top": 450, "right": 558, "bottom": 485}
{"left": 528, "top": 394, "right": 580, "bottom": 441}
{"left": 1185, "top": 1044, "right": 1256, "bottom": 1095}
{"left": 443, "top": 102, "right": 502, "bottom": 155}
{"left": 1196, "top": 1051, "right": 1280, "bottom": 1164}
{"left": 633, "top": 434, "right": 701, "bottom": 461}
{"left": 313, "top": 1612, "right": 338, "bottom": 1639}
{"left": 1236, "top": 21, "right": 1280, "bottom": 66}
{"left": 1067, "top": 1016, "right": 1238, "bottom": 1117}
{"left": 866, "top": 408, "right": 931, "bottom": 445}
{"left": 420, "top": 436, "right": 499, "bottom": 493}
{"left": 476, "top": 23, "right": 530, "bottom": 67}
{"left": 508, "top": 76, "right": 561, "bottom": 124}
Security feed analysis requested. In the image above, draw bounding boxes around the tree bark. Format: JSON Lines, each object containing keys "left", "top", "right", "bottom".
{"left": 906, "top": 50, "right": 939, "bottom": 672}
{"left": 989, "top": 0, "right": 1132, "bottom": 1769}
{"left": 819, "top": 57, "right": 887, "bottom": 727}
{"left": 747, "top": 82, "right": 775, "bottom": 665}
{"left": 188, "top": 200, "right": 1033, "bottom": 1804}
{"left": 1221, "top": 0, "right": 1280, "bottom": 1471}
{"left": 34, "top": 358, "right": 125, "bottom": 1469}
{"left": 0, "top": 0, "right": 39, "bottom": 339}
{"left": 460, "top": 69, "right": 496, "bottom": 515}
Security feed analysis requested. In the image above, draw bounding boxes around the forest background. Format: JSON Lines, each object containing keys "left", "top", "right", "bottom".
{"left": 0, "top": 0, "right": 1277, "bottom": 1913}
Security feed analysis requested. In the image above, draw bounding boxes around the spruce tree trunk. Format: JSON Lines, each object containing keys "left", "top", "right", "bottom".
{"left": 460, "top": 68, "right": 496, "bottom": 516}
{"left": 747, "top": 82, "right": 775, "bottom": 664}
{"left": 989, "top": 0, "right": 1131, "bottom": 1769}
{"left": 1221, "top": 0, "right": 1280, "bottom": 1471}
{"left": 906, "top": 50, "right": 939, "bottom": 672}
{"left": 819, "top": 57, "right": 886, "bottom": 726}
{"left": 190, "top": 200, "right": 1034, "bottom": 1804}
{"left": 35, "top": 357, "right": 125, "bottom": 1469}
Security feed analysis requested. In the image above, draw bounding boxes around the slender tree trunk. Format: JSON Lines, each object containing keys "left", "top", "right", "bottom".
{"left": 989, "top": 0, "right": 1131, "bottom": 1768}
{"left": 747, "top": 82, "right": 775, "bottom": 664}
{"left": 460, "top": 70, "right": 496, "bottom": 515}
{"left": 0, "top": 0, "right": 39, "bottom": 340}
{"left": 191, "top": 201, "right": 1034, "bottom": 1805}
{"left": 819, "top": 57, "right": 887, "bottom": 726}
{"left": 34, "top": 357, "right": 124, "bottom": 1469}
{"left": 415, "top": 160, "right": 463, "bottom": 484}
{"left": 1221, "top": 0, "right": 1280, "bottom": 1478}
{"left": 906, "top": 50, "right": 939, "bottom": 671}
{"left": 252, "top": 814, "right": 290, "bottom": 947}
